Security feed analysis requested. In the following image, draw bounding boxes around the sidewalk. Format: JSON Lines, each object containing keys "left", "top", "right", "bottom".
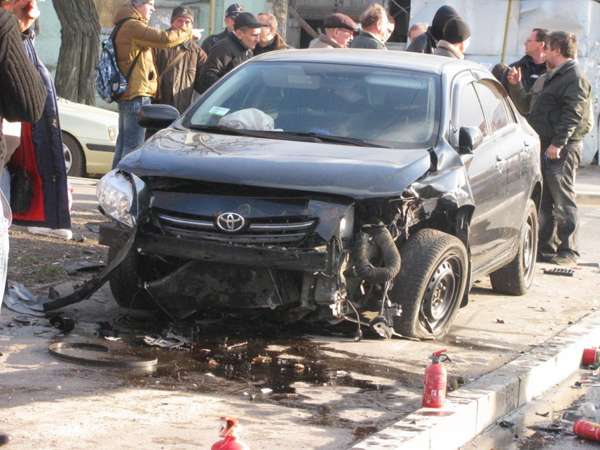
{"left": 577, "top": 165, "right": 600, "bottom": 205}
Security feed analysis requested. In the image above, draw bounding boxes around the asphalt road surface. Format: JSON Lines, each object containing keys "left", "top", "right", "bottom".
{"left": 0, "top": 179, "right": 599, "bottom": 449}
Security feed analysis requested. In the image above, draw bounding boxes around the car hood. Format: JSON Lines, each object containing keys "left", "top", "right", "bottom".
{"left": 58, "top": 98, "right": 118, "bottom": 124}
{"left": 119, "top": 128, "right": 432, "bottom": 199}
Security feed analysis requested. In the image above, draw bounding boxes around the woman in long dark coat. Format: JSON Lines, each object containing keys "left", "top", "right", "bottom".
{"left": 8, "top": 0, "right": 71, "bottom": 238}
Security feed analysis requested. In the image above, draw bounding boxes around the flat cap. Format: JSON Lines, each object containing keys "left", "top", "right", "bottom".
{"left": 324, "top": 13, "right": 357, "bottom": 32}
{"left": 234, "top": 12, "right": 262, "bottom": 30}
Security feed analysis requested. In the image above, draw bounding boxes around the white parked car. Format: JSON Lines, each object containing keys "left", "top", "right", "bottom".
{"left": 58, "top": 98, "right": 118, "bottom": 177}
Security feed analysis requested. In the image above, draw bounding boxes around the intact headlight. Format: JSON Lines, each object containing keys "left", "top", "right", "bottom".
{"left": 97, "top": 169, "right": 143, "bottom": 227}
{"left": 107, "top": 126, "right": 118, "bottom": 143}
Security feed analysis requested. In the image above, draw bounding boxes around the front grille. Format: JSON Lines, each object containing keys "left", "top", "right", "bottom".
{"left": 155, "top": 211, "right": 317, "bottom": 245}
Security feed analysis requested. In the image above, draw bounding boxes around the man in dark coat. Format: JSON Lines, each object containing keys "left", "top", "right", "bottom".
{"left": 509, "top": 28, "right": 548, "bottom": 92}
{"left": 155, "top": 6, "right": 207, "bottom": 113}
{"left": 201, "top": 3, "right": 242, "bottom": 55}
{"left": 506, "top": 32, "right": 592, "bottom": 266}
{"left": 254, "top": 12, "right": 287, "bottom": 55}
{"left": 0, "top": 5, "right": 46, "bottom": 446}
{"left": 406, "top": 5, "right": 458, "bottom": 54}
{"left": 350, "top": 4, "right": 389, "bottom": 49}
{"left": 5, "top": 0, "right": 71, "bottom": 239}
{"left": 195, "top": 12, "right": 261, "bottom": 94}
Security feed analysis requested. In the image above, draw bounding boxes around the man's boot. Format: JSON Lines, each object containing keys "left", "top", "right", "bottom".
{"left": 0, "top": 432, "right": 9, "bottom": 446}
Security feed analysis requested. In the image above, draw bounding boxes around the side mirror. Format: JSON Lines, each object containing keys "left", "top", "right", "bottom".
{"left": 138, "top": 104, "right": 180, "bottom": 129}
{"left": 458, "top": 126, "right": 483, "bottom": 154}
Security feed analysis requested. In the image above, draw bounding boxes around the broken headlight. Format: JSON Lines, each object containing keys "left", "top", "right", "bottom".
{"left": 97, "top": 169, "right": 144, "bottom": 227}
{"left": 339, "top": 206, "right": 354, "bottom": 239}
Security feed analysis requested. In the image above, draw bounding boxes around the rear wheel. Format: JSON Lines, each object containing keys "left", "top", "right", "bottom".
{"left": 490, "top": 199, "right": 538, "bottom": 295}
{"left": 62, "top": 132, "right": 85, "bottom": 177}
{"left": 391, "top": 229, "right": 468, "bottom": 339}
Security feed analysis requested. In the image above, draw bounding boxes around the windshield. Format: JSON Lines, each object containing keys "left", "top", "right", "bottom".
{"left": 185, "top": 62, "right": 440, "bottom": 148}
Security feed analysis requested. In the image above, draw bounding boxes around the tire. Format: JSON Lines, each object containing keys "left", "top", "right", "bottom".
{"left": 62, "top": 132, "right": 85, "bottom": 177}
{"left": 490, "top": 199, "right": 538, "bottom": 296}
{"left": 391, "top": 229, "right": 468, "bottom": 339}
{"left": 108, "top": 245, "right": 155, "bottom": 310}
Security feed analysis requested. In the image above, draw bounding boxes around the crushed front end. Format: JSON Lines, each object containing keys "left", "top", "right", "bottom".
{"left": 98, "top": 170, "right": 424, "bottom": 339}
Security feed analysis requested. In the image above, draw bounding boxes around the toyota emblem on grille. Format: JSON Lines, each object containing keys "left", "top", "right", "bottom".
{"left": 216, "top": 212, "right": 245, "bottom": 233}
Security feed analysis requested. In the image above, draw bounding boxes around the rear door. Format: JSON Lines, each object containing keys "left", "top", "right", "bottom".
{"left": 473, "top": 78, "right": 528, "bottom": 247}
{"left": 452, "top": 76, "right": 510, "bottom": 271}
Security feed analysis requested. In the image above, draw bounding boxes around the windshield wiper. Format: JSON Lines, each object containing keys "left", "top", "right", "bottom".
{"left": 188, "top": 125, "right": 387, "bottom": 147}
{"left": 276, "top": 131, "right": 389, "bottom": 148}
{"left": 188, "top": 124, "right": 265, "bottom": 137}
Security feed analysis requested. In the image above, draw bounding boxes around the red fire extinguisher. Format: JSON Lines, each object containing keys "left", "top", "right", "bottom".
{"left": 211, "top": 417, "right": 250, "bottom": 450}
{"left": 574, "top": 419, "right": 600, "bottom": 442}
{"left": 422, "top": 349, "right": 450, "bottom": 408}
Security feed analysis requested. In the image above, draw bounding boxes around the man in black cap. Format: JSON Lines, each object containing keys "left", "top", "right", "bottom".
{"left": 195, "top": 12, "right": 261, "bottom": 94}
{"left": 309, "top": 12, "right": 357, "bottom": 48}
{"left": 433, "top": 16, "right": 471, "bottom": 59}
{"left": 155, "top": 6, "right": 207, "bottom": 113}
{"left": 407, "top": 5, "right": 459, "bottom": 54}
{"left": 201, "top": 3, "right": 243, "bottom": 54}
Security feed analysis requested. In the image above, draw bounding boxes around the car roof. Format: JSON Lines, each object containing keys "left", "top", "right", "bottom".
{"left": 251, "top": 48, "right": 487, "bottom": 76}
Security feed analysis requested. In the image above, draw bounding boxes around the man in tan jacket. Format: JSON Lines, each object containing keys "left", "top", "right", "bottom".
{"left": 112, "top": 0, "right": 191, "bottom": 168}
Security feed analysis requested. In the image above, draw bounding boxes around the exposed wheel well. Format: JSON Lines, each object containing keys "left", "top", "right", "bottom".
{"left": 531, "top": 182, "right": 542, "bottom": 211}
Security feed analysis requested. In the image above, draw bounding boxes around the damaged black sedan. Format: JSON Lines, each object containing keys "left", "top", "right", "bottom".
{"left": 98, "top": 50, "right": 542, "bottom": 340}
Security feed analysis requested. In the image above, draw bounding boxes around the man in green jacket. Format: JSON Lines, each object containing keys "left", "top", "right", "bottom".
{"left": 507, "top": 31, "right": 593, "bottom": 266}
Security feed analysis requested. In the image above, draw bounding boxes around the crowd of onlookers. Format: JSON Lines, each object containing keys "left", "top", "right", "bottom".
{"left": 0, "top": 1, "right": 595, "bottom": 444}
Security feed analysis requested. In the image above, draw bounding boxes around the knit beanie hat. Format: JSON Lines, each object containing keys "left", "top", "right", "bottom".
{"left": 443, "top": 17, "right": 470, "bottom": 44}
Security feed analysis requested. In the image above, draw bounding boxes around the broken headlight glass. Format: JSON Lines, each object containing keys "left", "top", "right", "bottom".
{"left": 97, "top": 169, "right": 143, "bottom": 227}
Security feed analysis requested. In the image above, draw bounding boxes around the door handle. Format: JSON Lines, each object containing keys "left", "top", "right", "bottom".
{"left": 495, "top": 155, "right": 506, "bottom": 171}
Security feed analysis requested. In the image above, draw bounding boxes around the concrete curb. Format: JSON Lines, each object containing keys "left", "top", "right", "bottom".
{"left": 353, "top": 310, "right": 600, "bottom": 450}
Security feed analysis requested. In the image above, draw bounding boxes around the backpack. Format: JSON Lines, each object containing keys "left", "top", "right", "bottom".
{"left": 96, "top": 18, "right": 141, "bottom": 103}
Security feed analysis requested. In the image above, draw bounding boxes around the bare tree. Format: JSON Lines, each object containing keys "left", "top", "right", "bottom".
{"left": 272, "top": 0, "right": 289, "bottom": 38}
{"left": 52, "top": 0, "right": 101, "bottom": 105}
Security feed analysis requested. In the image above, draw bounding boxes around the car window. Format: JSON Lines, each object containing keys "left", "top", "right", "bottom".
{"left": 457, "top": 83, "right": 487, "bottom": 136}
{"left": 186, "top": 62, "right": 441, "bottom": 149}
{"left": 475, "top": 80, "right": 512, "bottom": 133}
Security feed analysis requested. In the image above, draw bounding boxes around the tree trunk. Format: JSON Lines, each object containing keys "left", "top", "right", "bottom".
{"left": 52, "top": 0, "right": 101, "bottom": 105}
{"left": 272, "top": 0, "right": 288, "bottom": 39}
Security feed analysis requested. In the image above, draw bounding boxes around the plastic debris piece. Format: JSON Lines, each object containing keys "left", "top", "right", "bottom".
{"left": 48, "top": 315, "right": 75, "bottom": 334}
{"left": 543, "top": 267, "right": 575, "bottom": 277}
{"left": 3, "top": 283, "right": 45, "bottom": 317}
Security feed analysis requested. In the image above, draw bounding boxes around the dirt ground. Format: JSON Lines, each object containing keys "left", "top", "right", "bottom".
{"left": 7, "top": 208, "right": 107, "bottom": 291}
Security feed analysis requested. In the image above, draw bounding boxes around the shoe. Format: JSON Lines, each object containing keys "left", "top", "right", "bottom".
{"left": 0, "top": 432, "right": 10, "bottom": 446}
{"left": 550, "top": 254, "right": 578, "bottom": 267}
{"left": 27, "top": 227, "right": 73, "bottom": 240}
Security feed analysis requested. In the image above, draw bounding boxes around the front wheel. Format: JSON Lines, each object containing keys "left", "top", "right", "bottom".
{"left": 62, "top": 132, "right": 85, "bottom": 177}
{"left": 490, "top": 199, "right": 538, "bottom": 295}
{"left": 391, "top": 229, "right": 468, "bottom": 339}
{"left": 108, "top": 245, "right": 155, "bottom": 310}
